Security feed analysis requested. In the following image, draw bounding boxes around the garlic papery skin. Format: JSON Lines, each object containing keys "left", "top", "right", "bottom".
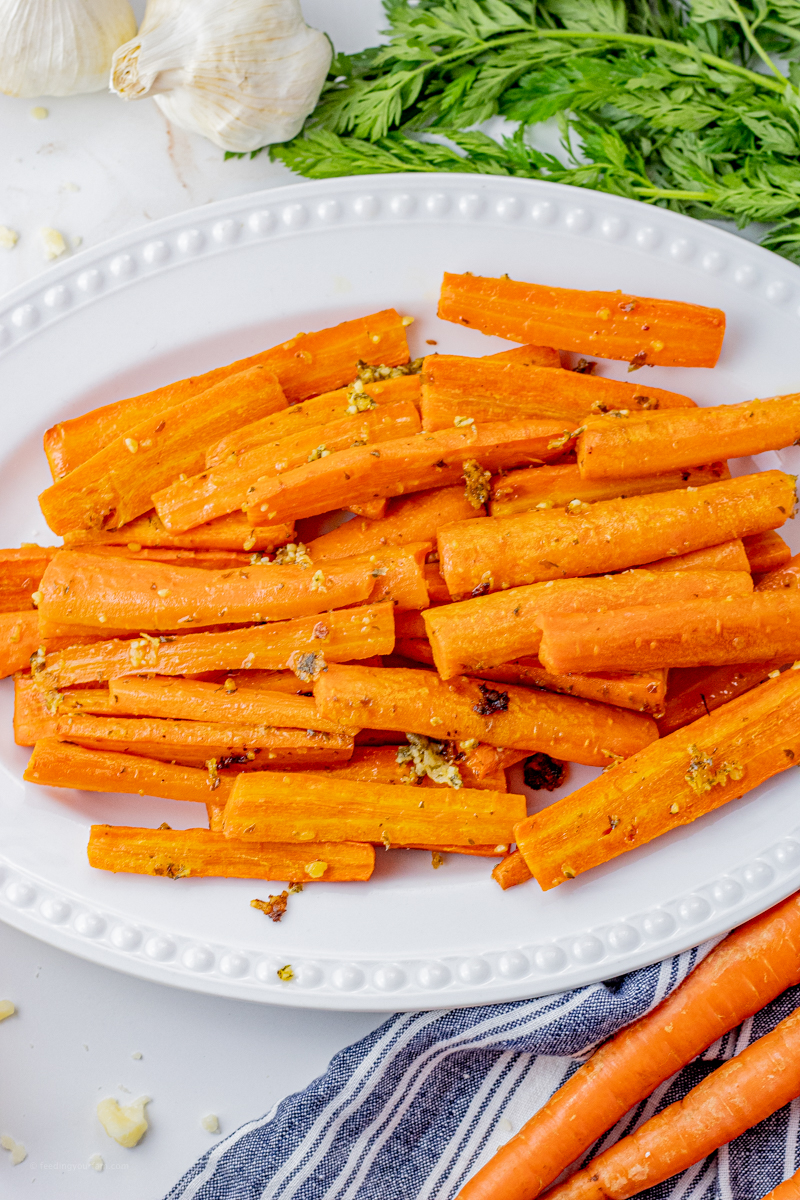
{"left": 0, "top": 0, "right": 137, "bottom": 98}
{"left": 110, "top": 0, "right": 332, "bottom": 154}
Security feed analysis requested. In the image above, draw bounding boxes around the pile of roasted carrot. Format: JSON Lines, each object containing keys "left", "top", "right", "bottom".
{"left": 3, "top": 269, "right": 798, "bottom": 895}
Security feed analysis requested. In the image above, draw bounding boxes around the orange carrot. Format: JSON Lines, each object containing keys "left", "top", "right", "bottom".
{"left": 744, "top": 529, "right": 792, "bottom": 574}
{"left": 491, "top": 851, "right": 533, "bottom": 891}
{"left": 437, "top": 470, "right": 796, "bottom": 597}
{"left": 577, "top": 393, "right": 800, "bottom": 479}
{"left": 307, "top": 486, "right": 481, "bottom": 561}
{"left": 0, "top": 546, "right": 58, "bottom": 612}
{"left": 65, "top": 510, "right": 293, "bottom": 553}
{"left": 87, "top": 824, "right": 375, "bottom": 881}
{"left": 395, "top": 636, "right": 435, "bottom": 666}
{"left": 347, "top": 498, "right": 387, "bottom": 519}
{"left": 474, "top": 659, "right": 668, "bottom": 715}
{"left": 643, "top": 538, "right": 751, "bottom": 572}
{"left": 438, "top": 272, "right": 726, "bottom": 368}
{"left": 69, "top": 545, "right": 261, "bottom": 571}
{"left": 245, "top": 419, "right": 571, "bottom": 526}
{"left": 487, "top": 344, "right": 561, "bottom": 369}
{"left": 14, "top": 677, "right": 120, "bottom": 745}
{"left": 657, "top": 660, "right": 786, "bottom": 736}
{"left": 514, "top": 667, "right": 800, "bottom": 890}
{"left": 489, "top": 462, "right": 729, "bottom": 517}
{"left": 0, "top": 612, "right": 40, "bottom": 679}
{"left": 758, "top": 550, "right": 800, "bottom": 590}
{"left": 40, "top": 366, "right": 288, "bottom": 535}
{"left": 421, "top": 355, "right": 696, "bottom": 432}
{"left": 314, "top": 664, "right": 658, "bottom": 766}
{"left": 424, "top": 562, "right": 451, "bottom": 604}
{"left": 458, "top": 889, "right": 800, "bottom": 1200}
{"left": 758, "top": 1168, "right": 800, "bottom": 1200}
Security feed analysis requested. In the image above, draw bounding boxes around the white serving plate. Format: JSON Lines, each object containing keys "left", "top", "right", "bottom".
{"left": 0, "top": 174, "right": 799, "bottom": 1011}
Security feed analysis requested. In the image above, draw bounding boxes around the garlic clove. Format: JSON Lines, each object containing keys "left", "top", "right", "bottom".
{"left": 111, "top": 0, "right": 332, "bottom": 154}
{"left": 0, "top": 0, "right": 137, "bottom": 98}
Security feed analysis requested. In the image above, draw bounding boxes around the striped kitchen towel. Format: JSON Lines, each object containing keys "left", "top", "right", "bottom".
{"left": 165, "top": 939, "right": 800, "bottom": 1200}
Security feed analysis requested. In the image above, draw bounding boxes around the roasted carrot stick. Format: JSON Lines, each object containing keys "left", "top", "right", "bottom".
{"left": 491, "top": 851, "right": 533, "bottom": 891}
{"left": 642, "top": 538, "right": 750, "bottom": 572}
{"left": 458, "top": 889, "right": 800, "bottom": 1200}
{"left": 14, "top": 677, "right": 120, "bottom": 745}
{"left": 307, "top": 486, "right": 481, "bottom": 561}
{"left": 474, "top": 659, "right": 668, "bottom": 715}
{"left": 0, "top": 546, "right": 58, "bottom": 612}
{"left": 45, "top": 310, "right": 410, "bottom": 480}
{"left": 656, "top": 660, "right": 787, "bottom": 736}
{"left": 25, "top": 738, "right": 236, "bottom": 804}
{"left": 515, "top": 667, "right": 800, "bottom": 890}
{"left": 395, "top": 636, "right": 435, "bottom": 666}
{"left": 0, "top": 612, "right": 40, "bottom": 679}
{"left": 245, "top": 419, "right": 572, "bottom": 527}
{"left": 744, "top": 529, "right": 792, "bottom": 574}
{"left": 544, "top": 1003, "right": 800, "bottom": 1200}
{"left": 314, "top": 664, "right": 658, "bottom": 766}
{"left": 578, "top": 393, "right": 800, "bottom": 480}
{"left": 487, "top": 344, "right": 561, "bottom": 369}
{"left": 70, "top": 546, "right": 261, "bottom": 571}
{"left": 424, "top": 562, "right": 451, "bottom": 604}
{"left": 437, "top": 470, "right": 796, "bottom": 597}
{"left": 88, "top": 825, "right": 375, "bottom": 881}
{"left": 421, "top": 355, "right": 696, "bottom": 432}
{"left": 425, "top": 568, "right": 752, "bottom": 678}
{"left": 538, "top": 591, "right": 800, "bottom": 674}
{"left": 33, "top": 602, "right": 395, "bottom": 690}
{"left": 489, "top": 462, "right": 729, "bottom": 517}
{"left": 40, "top": 366, "right": 288, "bottom": 535}
{"left": 347, "top": 498, "right": 387, "bottom": 519}
{"left": 758, "top": 550, "right": 800, "bottom": 590}
{"left": 438, "top": 273, "right": 726, "bottom": 368}
{"left": 153, "top": 399, "right": 421, "bottom": 533}
{"left": 222, "top": 770, "right": 523, "bottom": 845}
{"left": 65, "top": 510, "right": 293, "bottom": 553}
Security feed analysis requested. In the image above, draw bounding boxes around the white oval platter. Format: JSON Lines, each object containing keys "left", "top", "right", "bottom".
{"left": 0, "top": 173, "right": 799, "bottom": 1011}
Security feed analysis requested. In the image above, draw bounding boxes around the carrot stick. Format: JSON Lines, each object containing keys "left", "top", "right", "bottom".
{"left": 759, "top": 1168, "right": 800, "bottom": 1200}
{"left": 68, "top": 545, "right": 262, "bottom": 571}
{"left": 395, "top": 636, "right": 435, "bottom": 666}
{"left": 458, "top": 889, "right": 800, "bottom": 1200}
{"left": 744, "top": 529, "right": 792, "bottom": 574}
{"left": 425, "top": 568, "right": 752, "bottom": 678}
{"left": 473, "top": 659, "right": 668, "bottom": 715}
{"left": 307, "top": 486, "right": 481, "bottom": 561}
{"left": 491, "top": 851, "right": 533, "bottom": 890}
{"left": 642, "top": 538, "right": 750, "bottom": 572}
{"left": 33, "top": 602, "right": 395, "bottom": 690}
{"left": 487, "top": 344, "right": 561, "bottom": 369}
{"left": 14, "top": 677, "right": 120, "bottom": 745}
{"left": 87, "top": 824, "right": 375, "bottom": 881}
{"left": 205, "top": 372, "right": 421, "bottom": 468}
{"left": 438, "top": 272, "right": 726, "bottom": 368}
{"left": 489, "top": 462, "right": 729, "bottom": 517}
{"left": 25, "top": 738, "right": 236, "bottom": 804}
{"left": 65, "top": 510, "right": 293, "bottom": 553}
{"left": 392, "top": 842, "right": 510, "bottom": 855}
{"left": 421, "top": 355, "right": 696, "bottom": 432}
{"left": 544, "top": 1003, "right": 800, "bottom": 1200}
{"left": 40, "top": 365, "right": 288, "bottom": 535}
{"left": 347, "top": 498, "right": 387, "bottom": 519}
{"left": 245, "top": 419, "right": 572, "bottom": 527}
{"left": 0, "top": 546, "right": 58, "bottom": 612}
{"left": 221, "top": 770, "right": 523, "bottom": 845}
{"left": 45, "top": 309, "right": 410, "bottom": 479}
{"left": 153, "top": 399, "right": 421, "bottom": 533}
{"left": 437, "top": 470, "right": 796, "bottom": 597}
{"left": 424, "top": 562, "right": 451, "bottom": 604}
{"left": 514, "top": 667, "right": 800, "bottom": 890}
{"left": 538, "top": 591, "right": 800, "bottom": 674}
{"left": 314, "top": 664, "right": 658, "bottom": 766}
{"left": 462, "top": 745, "right": 529, "bottom": 779}
{"left": 0, "top": 612, "right": 40, "bottom": 679}
{"left": 656, "top": 660, "right": 787, "bottom": 736}
{"left": 758, "top": 550, "right": 800, "bottom": 590}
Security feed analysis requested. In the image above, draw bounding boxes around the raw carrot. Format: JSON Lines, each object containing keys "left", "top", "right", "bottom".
{"left": 758, "top": 1168, "right": 800, "bottom": 1200}
{"left": 40, "top": 365, "right": 288, "bottom": 535}
{"left": 458, "top": 889, "right": 800, "bottom": 1200}
{"left": 656, "top": 660, "right": 786, "bottom": 736}
{"left": 65, "top": 510, "right": 293, "bottom": 553}
{"left": 314, "top": 664, "right": 658, "bottom": 766}
{"left": 0, "top": 546, "right": 58, "bottom": 612}
{"left": 32, "top": 602, "right": 396, "bottom": 690}
{"left": 87, "top": 825, "right": 375, "bottom": 881}
{"left": 438, "top": 273, "right": 726, "bottom": 368}
{"left": 577, "top": 393, "right": 800, "bottom": 479}
{"left": 420, "top": 355, "right": 696, "bottom": 432}
{"left": 491, "top": 851, "right": 533, "bottom": 890}
{"left": 642, "top": 538, "right": 750, "bottom": 572}
{"left": 744, "top": 529, "right": 792, "bottom": 574}
{"left": 537, "top": 591, "right": 800, "bottom": 674}
{"left": 221, "top": 770, "right": 523, "bottom": 846}
{"left": 487, "top": 344, "right": 561, "bottom": 369}
{"left": 0, "top": 612, "right": 40, "bottom": 679}
{"left": 543, "top": 1004, "right": 800, "bottom": 1200}
{"left": 45, "top": 309, "right": 410, "bottom": 479}
{"left": 514, "top": 667, "right": 800, "bottom": 889}
{"left": 424, "top": 569, "right": 752, "bottom": 678}
{"left": 307, "top": 486, "right": 481, "bottom": 561}
{"left": 758, "top": 550, "right": 800, "bottom": 590}
{"left": 437, "top": 470, "right": 796, "bottom": 597}
{"left": 474, "top": 659, "right": 668, "bottom": 715}
{"left": 245, "top": 419, "right": 572, "bottom": 527}
{"left": 14, "top": 677, "right": 120, "bottom": 745}
{"left": 489, "top": 462, "right": 729, "bottom": 517}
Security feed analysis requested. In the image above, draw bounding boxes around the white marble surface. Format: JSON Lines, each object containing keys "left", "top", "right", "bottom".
{"left": 0, "top": 2, "right": 390, "bottom": 1197}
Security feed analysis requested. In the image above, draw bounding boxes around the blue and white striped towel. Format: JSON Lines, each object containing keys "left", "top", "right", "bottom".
{"left": 166, "top": 939, "right": 800, "bottom": 1200}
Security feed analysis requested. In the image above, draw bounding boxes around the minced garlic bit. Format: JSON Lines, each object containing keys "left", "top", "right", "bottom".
{"left": 685, "top": 743, "right": 744, "bottom": 795}
{"left": 127, "top": 542, "right": 142, "bottom": 552}
{"left": 401, "top": 315, "right": 415, "bottom": 326}
{"left": 669, "top": 802, "right": 680, "bottom": 814}
{"left": 251, "top": 892, "right": 289, "bottom": 921}
{"left": 601, "top": 750, "right": 624, "bottom": 772}
{"left": 565, "top": 499, "right": 591, "bottom": 516}
{"left": 273, "top": 542, "right": 312, "bottom": 568}
{"left": 224, "top": 676, "right": 237, "bottom": 693}
{"left": 397, "top": 733, "right": 462, "bottom": 788}
{"left": 243, "top": 532, "right": 257, "bottom": 551}
{"left": 0, "top": 1000, "right": 16, "bottom": 1021}
{"left": 310, "top": 569, "right": 327, "bottom": 593}
{"left": 205, "top": 759, "right": 220, "bottom": 790}
{"left": 431, "top": 851, "right": 444, "bottom": 869}
{"left": 562, "top": 865, "right": 576, "bottom": 879}
{"left": 157, "top": 588, "right": 170, "bottom": 598}
{"left": 96, "top": 1096, "right": 150, "bottom": 1147}
{"left": 0, "top": 226, "right": 19, "bottom": 250}
{"left": 0, "top": 1135, "right": 26, "bottom": 1165}
{"left": 548, "top": 425, "right": 585, "bottom": 451}
{"left": 200, "top": 1114, "right": 220, "bottom": 1134}
{"left": 305, "top": 860, "right": 328, "bottom": 879}
{"left": 356, "top": 357, "right": 423, "bottom": 384}
{"left": 31, "top": 106, "right": 48, "bottom": 119}
{"left": 124, "top": 438, "right": 139, "bottom": 454}
{"left": 463, "top": 459, "right": 491, "bottom": 510}
{"left": 40, "top": 226, "right": 67, "bottom": 261}
{"left": 131, "top": 1051, "right": 143, "bottom": 1060}
{"left": 596, "top": 306, "right": 611, "bottom": 320}
{"left": 8, "top": 621, "right": 21, "bottom": 643}
{"left": 89, "top": 1153, "right": 104, "bottom": 1171}
{"left": 307, "top": 444, "right": 330, "bottom": 462}
{"left": 277, "top": 964, "right": 295, "bottom": 982}
{"left": 454, "top": 415, "right": 475, "bottom": 428}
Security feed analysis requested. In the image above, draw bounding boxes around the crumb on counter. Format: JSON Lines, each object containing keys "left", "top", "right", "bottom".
{"left": 0, "top": 1135, "right": 27, "bottom": 1165}
{"left": 96, "top": 1096, "right": 150, "bottom": 1148}
{"left": 200, "top": 1114, "right": 220, "bottom": 1134}
{"left": 89, "top": 1154, "right": 104, "bottom": 1172}
{"left": 0, "top": 227, "right": 18, "bottom": 250}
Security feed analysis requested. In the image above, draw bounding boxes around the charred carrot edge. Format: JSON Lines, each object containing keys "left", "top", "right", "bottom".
{"left": 458, "top": 890, "right": 800, "bottom": 1200}
{"left": 245, "top": 418, "right": 571, "bottom": 527}
{"left": 0, "top": 546, "right": 59, "bottom": 613}
{"left": 489, "top": 462, "right": 729, "bottom": 518}
{"left": 643, "top": 538, "right": 750, "bottom": 572}
{"left": 514, "top": 667, "right": 800, "bottom": 891}
{"left": 421, "top": 354, "right": 696, "bottom": 433}
{"left": 487, "top": 344, "right": 561, "bottom": 369}
{"left": 437, "top": 470, "right": 796, "bottom": 597}
{"left": 45, "top": 309, "right": 410, "bottom": 480}
{"left": 14, "top": 678, "right": 120, "bottom": 746}
{"left": 221, "top": 770, "right": 523, "bottom": 845}
{"left": 757, "top": 549, "right": 800, "bottom": 590}
{"left": 743, "top": 529, "right": 792, "bottom": 574}
{"left": 438, "top": 272, "right": 726, "bottom": 368}
{"left": 474, "top": 659, "right": 668, "bottom": 715}
{"left": 87, "top": 825, "right": 375, "bottom": 881}
{"left": 65, "top": 510, "right": 294, "bottom": 553}
{"left": 656, "top": 660, "right": 787, "bottom": 736}
{"left": 537, "top": 591, "right": 800, "bottom": 674}
{"left": 308, "top": 485, "right": 482, "bottom": 562}
{"left": 0, "top": 612, "right": 40, "bottom": 679}
{"left": 314, "top": 664, "right": 658, "bottom": 767}
{"left": 491, "top": 851, "right": 533, "bottom": 890}
{"left": 40, "top": 366, "right": 288, "bottom": 536}
{"left": 424, "top": 569, "right": 752, "bottom": 679}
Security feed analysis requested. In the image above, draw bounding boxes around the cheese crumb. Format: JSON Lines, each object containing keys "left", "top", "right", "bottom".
{"left": 89, "top": 1154, "right": 104, "bottom": 1171}
{"left": 0, "top": 226, "right": 18, "bottom": 250}
{"left": 0, "top": 1135, "right": 27, "bottom": 1165}
{"left": 200, "top": 1114, "right": 220, "bottom": 1133}
{"left": 40, "top": 226, "right": 67, "bottom": 261}
{"left": 0, "top": 1000, "right": 16, "bottom": 1021}
{"left": 96, "top": 1096, "right": 150, "bottom": 1147}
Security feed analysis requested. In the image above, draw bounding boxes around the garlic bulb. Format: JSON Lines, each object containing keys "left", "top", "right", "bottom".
{"left": 0, "top": 0, "right": 137, "bottom": 98}
{"left": 111, "top": 0, "right": 332, "bottom": 154}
